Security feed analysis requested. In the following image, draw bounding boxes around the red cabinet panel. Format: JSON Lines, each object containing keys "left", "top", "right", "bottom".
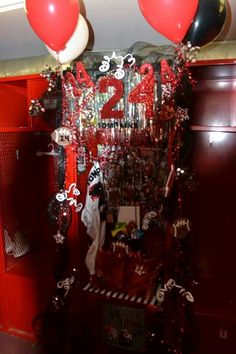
{"left": 28, "top": 77, "right": 53, "bottom": 131}
{"left": 0, "top": 80, "right": 28, "bottom": 128}
{"left": 193, "top": 314, "right": 236, "bottom": 354}
{"left": 189, "top": 64, "right": 236, "bottom": 352}
{"left": 0, "top": 277, "right": 4, "bottom": 330}
{"left": 191, "top": 64, "right": 236, "bottom": 127}
{"left": 0, "top": 130, "right": 57, "bottom": 339}
{"left": 5, "top": 274, "right": 55, "bottom": 340}
{"left": 0, "top": 74, "right": 51, "bottom": 131}
{"left": 190, "top": 131, "right": 236, "bottom": 279}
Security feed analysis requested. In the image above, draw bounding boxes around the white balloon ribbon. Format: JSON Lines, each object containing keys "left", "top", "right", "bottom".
{"left": 57, "top": 276, "right": 75, "bottom": 297}
{"left": 56, "top": 183, "right": 83, "bottom": 212}
{"left": 142, "top": 211, "right": 157, "bottom": 230}
{"left": 156, "top": 278, "right": 194, "bottom": 303}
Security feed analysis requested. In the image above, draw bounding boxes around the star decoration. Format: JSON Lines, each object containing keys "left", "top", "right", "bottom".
{"left": 53, "top": 231, "right": 65, "bottom": 244}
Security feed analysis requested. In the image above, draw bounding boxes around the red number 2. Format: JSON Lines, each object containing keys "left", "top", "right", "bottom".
{"left": 99, "top": 77, "right": 124, "bottom": 119}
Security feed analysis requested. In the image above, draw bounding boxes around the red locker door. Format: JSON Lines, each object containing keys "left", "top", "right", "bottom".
{"left": 0, "top": 132, "right": 57, "bottom": 339}
{"left": 0, "top": 74, "right": 57, "bottom": 340}
{"left": 189, "top": 63, "right": 236, "bottom": 354}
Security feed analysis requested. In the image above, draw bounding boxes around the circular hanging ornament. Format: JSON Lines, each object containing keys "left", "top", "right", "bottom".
{"left": 29, "top": 99, "right": 45, "bottom": 116}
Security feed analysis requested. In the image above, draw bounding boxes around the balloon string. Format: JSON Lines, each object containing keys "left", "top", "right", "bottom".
{"left": 56, "top": 51, "right": 60, "bottom": 65}
{"left": 56, "top": 51, "right": 62, "bottom": 75}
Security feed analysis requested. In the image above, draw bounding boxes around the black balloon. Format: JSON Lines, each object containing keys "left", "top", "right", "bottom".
{"left": 183, "top": 0, "right": 227, "bottom": 47}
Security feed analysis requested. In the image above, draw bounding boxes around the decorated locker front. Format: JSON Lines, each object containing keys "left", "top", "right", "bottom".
{"left": 33, "top": 43, "right": 198, "bottom": 354}
{"left": 0, "top": 74, "right": 60, "bottom": 339}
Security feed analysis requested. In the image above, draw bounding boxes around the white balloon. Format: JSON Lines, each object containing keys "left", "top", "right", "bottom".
{"left": 46, "top": 15, "right": 89, "bottom": 64}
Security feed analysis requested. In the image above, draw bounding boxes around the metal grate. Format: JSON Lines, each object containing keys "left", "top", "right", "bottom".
{"left": 0, "top": 132, "right": 58, "bottom": 273}
{"left": 0, "top": 133, "right": 34, "bottom": 270}
{"left": 102, "top": 302, "right": 146, "bottom": 351}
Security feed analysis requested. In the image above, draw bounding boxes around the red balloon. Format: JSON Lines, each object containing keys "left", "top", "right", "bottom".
{"left": 138, "top": 0, "right": 199, "bottom": 43}
{"left": 25, "top": 0, "right": 80, "bottom": 52}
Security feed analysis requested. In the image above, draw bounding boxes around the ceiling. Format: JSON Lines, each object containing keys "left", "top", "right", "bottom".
{"left": 0, "top": 0, "right": 235, "bottom": 61}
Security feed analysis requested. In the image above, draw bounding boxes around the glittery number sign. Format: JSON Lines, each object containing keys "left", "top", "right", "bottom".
{"left": 64, "top": 59, "right": 177, "bottom": 120}
{"left": 76, "top": 62, "right": 94, "bottom": 88}
{"left": 128, "top": 63, "right": 155, "bottom": 119}
{"left": 65, "top": 62, "right": 94, "bottom": 97}
{"left": 65, "top": 71, "right": 82, "bottom": 97}
{"left": 98, "top": 77, "right": 124, "bottom": 119}
{"left": 160, "top": 59, "right": 177, "bottom": 84}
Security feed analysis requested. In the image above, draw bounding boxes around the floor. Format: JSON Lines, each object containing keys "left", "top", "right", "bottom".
{"left": 0, "top": 332, "right": 45, "bottom": 354}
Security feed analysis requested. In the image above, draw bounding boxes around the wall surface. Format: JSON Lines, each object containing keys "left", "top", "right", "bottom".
{"left": 0, "top": 40, "right": 236, "bottom": 78}
{"left": 0, "top": 0, "right": 235, "bottom": 61}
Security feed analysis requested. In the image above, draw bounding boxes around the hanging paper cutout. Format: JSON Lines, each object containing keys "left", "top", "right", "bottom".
{"left": 51, "top": 127, "right": 74, "bottom": 147}
{"left": 99, "top": 51, "right": 136, "bottom": 80}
